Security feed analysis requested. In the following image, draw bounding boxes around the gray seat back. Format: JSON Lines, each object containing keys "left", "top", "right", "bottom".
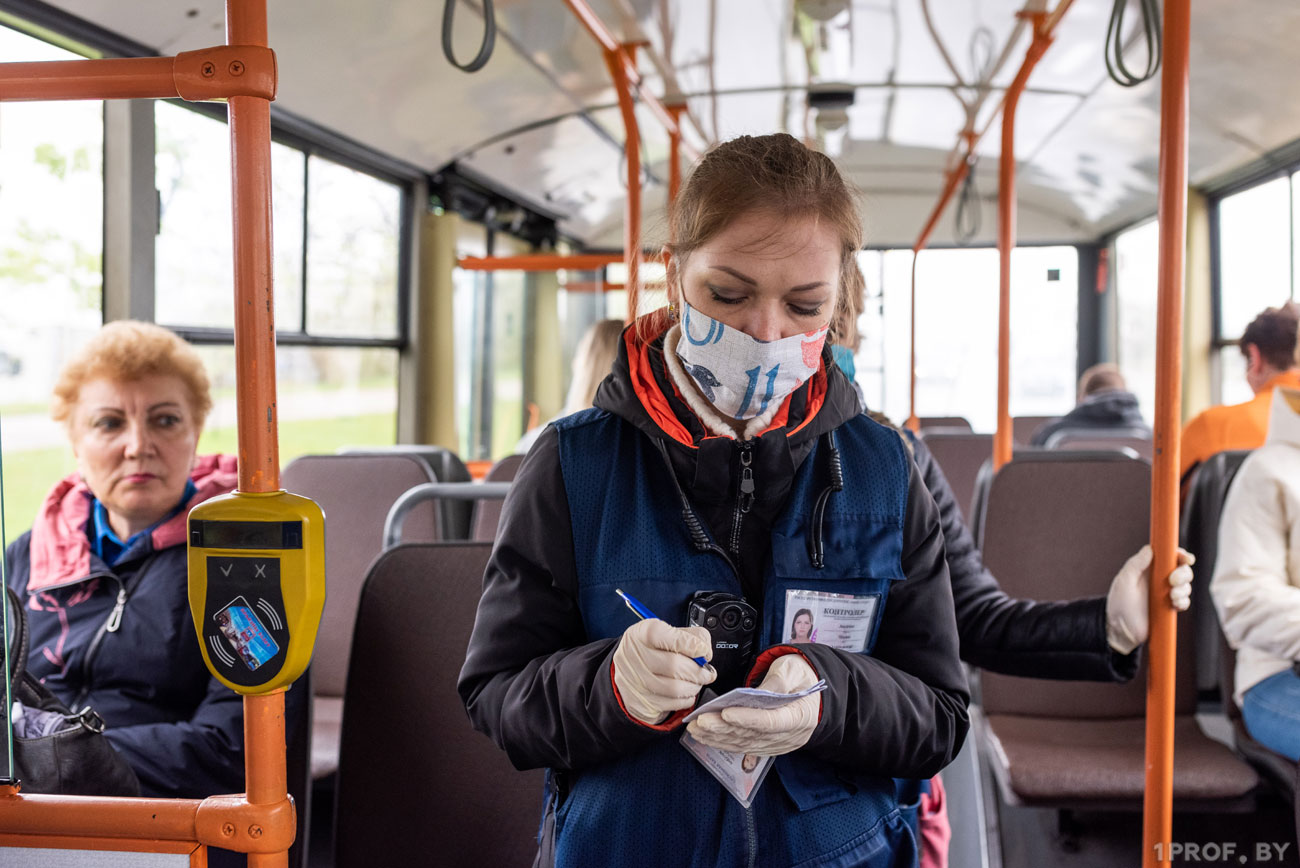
{"left": 1045, "top": 427, "right": 1154, "bottom": 460}
{"left": 1178, "top": 450, "right": 1251, "bottom": 698}
{"left": 281, "top": 454, "right": 439, "bottom": 698}
{"left": 919, "top": 415, "right": 972, "bottom": 433}
{"left": 917, "top": 432, "right": 992, "bottom": 525}
{"left": 472, "top": 454, "right": 525, "bottom": 540}
{"left": 339, "top": 445, "right": 474, "bottom": 539}
{"left": 334, "top": 543, "right": 544, "bottom": 868}
{"left": 1012, "top": 415, "right": 1055, "bottom": 445}
{"left": 978, "top": 452, "right": 1198, "bottom": 718}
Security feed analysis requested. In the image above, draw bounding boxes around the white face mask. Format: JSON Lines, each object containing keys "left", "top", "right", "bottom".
{"left": 675, "top": 302, "right": 828, "bottom": 421}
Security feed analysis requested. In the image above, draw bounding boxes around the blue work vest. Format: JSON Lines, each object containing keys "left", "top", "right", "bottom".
{"left": 550, "top": 408, "right": 919, "bottom": 868}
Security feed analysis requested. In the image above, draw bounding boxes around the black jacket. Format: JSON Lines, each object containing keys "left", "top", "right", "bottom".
{"left": 908, "top": 434, "right": 1139, "bottom": 681}
{"left": 458, "top": 331, "right": 969, "bottom": 780}
{"left": 1031, "top": 389, "right": 1150, "bottom": 446}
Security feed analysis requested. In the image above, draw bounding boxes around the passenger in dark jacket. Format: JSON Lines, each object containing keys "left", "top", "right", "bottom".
{"left": 459, "top": 135, "right": 968, "bottom": 868}
{"left": 1031, "top": 363, "right": 1150, "bottom": 446}
{"left": 3, "top": 321, "right": 303, "bottom": 802}
{"left": 907, "top": 431, "right": 1192, "bottom": 680}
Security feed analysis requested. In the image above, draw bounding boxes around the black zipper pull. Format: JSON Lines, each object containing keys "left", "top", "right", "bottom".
{"left": 738, "top": 444, "right": 755, "bottom": 514}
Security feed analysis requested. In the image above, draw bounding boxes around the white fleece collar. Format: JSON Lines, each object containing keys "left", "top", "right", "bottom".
{"left": 663, "top": 325, "right": 783, "bottom": 441}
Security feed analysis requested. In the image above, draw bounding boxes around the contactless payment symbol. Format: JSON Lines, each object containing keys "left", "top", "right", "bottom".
{"left": 212, "top": 595, "right": 282, "bottom": 672}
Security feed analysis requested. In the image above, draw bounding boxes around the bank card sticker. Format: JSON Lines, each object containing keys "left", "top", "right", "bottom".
{"left": 682, "top": 680, "right": 828, "bottom": 724}
{"left": 784, "top": 589, "right": 880, "bottom": 652}
{"left": 214, "top": 597, "right": 279, "bottom": 671}
{"left": 680, "top": 729, "right": 775, "bottom": 809}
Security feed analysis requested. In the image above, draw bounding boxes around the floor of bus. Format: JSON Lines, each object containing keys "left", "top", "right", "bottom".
{"left": 302, "top": 712, "right": 1297, "bottom": 868}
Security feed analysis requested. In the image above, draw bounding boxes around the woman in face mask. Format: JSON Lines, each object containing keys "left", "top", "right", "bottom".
{"left": 458, "top": 134, "right": 968, "bottom": 868}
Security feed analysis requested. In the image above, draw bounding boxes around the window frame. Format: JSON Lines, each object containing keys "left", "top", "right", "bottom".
{"left": 158, "top": 99, "right": 416, "bottom": 351}
{"left": 1207, "top": 167, "right": 1300, "bottom": 353}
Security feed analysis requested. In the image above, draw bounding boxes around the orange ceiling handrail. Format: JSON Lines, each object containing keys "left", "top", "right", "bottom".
{"left": 457, "top": 252, "right": 665, "bottom": 272}
{"left": 1143, "top": 2, "right": 1190, "bottom": 865}
{"left": 0, "top": 45, "right": 276, "bottom": 102}
{"left": 605, "top": 45, "right": 642, "bottom": 324}
{"left": 0, "top": 1, "right": 294, "bottom": 864}
{"left": 561, "top": 0, "right": 702, "bottom": 163}
{"left": 993, "top": 8, "right": 1057, "bottom": 472}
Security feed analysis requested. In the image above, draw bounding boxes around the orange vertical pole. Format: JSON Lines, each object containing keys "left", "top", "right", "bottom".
{"left": 1142, "top": 2, "right": 1190, "bottom": 866}
{"left": 668, "top": 103, "right": 684, "bottom": 207}
{"left": 227, "top": 0, "right": 279, "bottom": 494}
{"left": 994, "top": 14, "right": 1051, "bottom": 471}
{"left": 907, "top": 254, "right": 920, "bottom": 432}
{"left": 227, "top": 1, "right": 288, "bottom": 866}
{"left": 606, "top": 46, "right": 641, "bottom": 324}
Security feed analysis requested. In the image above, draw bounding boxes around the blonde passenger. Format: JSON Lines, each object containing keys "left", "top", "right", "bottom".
{"left": 515, "top": 317, "right": 624, "bottom": 454}
{"left": 3, "top": 321, "right": 302, "bottom": 799}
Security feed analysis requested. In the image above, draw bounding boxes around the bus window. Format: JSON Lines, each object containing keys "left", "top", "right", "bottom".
{"left": 156, "top": 102, "right": 307, "bottom": 331}
{"left": 0, "top": 23, "right": 103, "bottom": 548}
{"left": 194, "top": 344, "right": 397, "bottom": 465}
{"left": 1117, "top": 219, "right": 1159, "bottom": 422}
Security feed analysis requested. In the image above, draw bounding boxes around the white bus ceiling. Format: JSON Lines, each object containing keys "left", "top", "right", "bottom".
{"left": 37, "top": 0, "right": 1300, "bottom": 248}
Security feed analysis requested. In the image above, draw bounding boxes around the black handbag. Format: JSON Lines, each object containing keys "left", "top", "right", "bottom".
{"left": 4, "top": 586, "right": 140, "bottom": 796}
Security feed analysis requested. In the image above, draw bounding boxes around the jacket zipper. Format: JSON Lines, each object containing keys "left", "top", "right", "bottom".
{"left": 728, "top": 441, "right": 755, "bottom": 558}
{"left": 744, "top": 804, "right": 758, "bottom": 868}
{"left": 72, "top": 574, "right": 129, "bottom": 710}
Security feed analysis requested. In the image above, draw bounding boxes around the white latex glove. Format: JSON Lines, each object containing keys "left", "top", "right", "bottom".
{"left": 686, "top": 653, "right": 820, "bottom": 755}
{"left": 612, "top": 619, "right": 716, "bottom": 726}
{"left": 1106, "top": 544, "right": 1196, "bottom": 655}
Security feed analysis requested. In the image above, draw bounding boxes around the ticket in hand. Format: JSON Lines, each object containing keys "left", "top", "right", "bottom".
{"left": 682, "top": 680, "right": 827, "bottom": 724}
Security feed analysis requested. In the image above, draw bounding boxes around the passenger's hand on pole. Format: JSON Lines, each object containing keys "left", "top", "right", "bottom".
{"left": 612, "top": 620, "right": 715, "bottom": 726}
{"left": 687, "top": 653, "right": 819, "bottom": 755}
{"left": 1106, "top": 544, "right": 1196, "bottom": 655}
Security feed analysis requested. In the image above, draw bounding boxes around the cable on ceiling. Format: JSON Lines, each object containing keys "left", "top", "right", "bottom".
{"left": 1104, "top": 0, "right": 1161, "bottom": 87}
{"left": 442, "top": 0, "right": 496, "bottom": 73}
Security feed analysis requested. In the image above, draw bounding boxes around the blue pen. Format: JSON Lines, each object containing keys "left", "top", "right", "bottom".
{"left": 615, "top": 588, "right": 709, "bottom": 668}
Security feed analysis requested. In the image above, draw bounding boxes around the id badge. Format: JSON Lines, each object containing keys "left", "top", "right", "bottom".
{"left": 783, "top": 589, "right": 880, "bottom": 652}
{"left": 214, "top": 596, "right": 281, "bottom": 671}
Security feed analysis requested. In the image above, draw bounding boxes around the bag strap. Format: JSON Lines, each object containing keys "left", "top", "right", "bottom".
{"left": 5, "top": 586, "right": 29, "bottom": 682}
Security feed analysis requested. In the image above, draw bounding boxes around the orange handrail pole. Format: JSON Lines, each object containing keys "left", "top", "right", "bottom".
{"left": 605, "top": 45, "right": 642, "bottom": 324}
{"left": 228, "top": 1, "right": 290, "bottom": 866}
{"left": 459, "top": 253, "right": 627, "bottom": 272}
{"left": 1143, "top": 2, "right": 1190, "bottom": 866}
{"left": 0, "top": 47, "right": 275, "bottom": 104}
{"left": 994, "top": 10, "right": 1057, "bottom": 471}
{"left": 0, "top": 57, "right": 177, "bottom": 99}
{"left": 668, "top": 103, "right": 684, "bottom": 208}
{"left": 228, "top": 0, "right": 279, "bottom": 495}
{"left": 561, "top": 0, "right": 701, "bottom": 163}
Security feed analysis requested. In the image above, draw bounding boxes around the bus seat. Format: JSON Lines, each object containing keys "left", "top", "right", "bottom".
{"left": 917, "top": 432, "right": 992, "bottom": 526}
{"left": 1178, "top": 450, "right": 1251, "bottom": 701}
{"left": 1044, "top": 426, "right": 1153, "bottom": 460}
{"left": 1052, "top": 437, "right": 1151, "bottom": 460}
{"left": 1012, "top": 415, "right": 1055, "bottom": 445}
{"left": 471, "top": 454, "right": 525, "bottom": 540}
{"left": 334, "top": 543, "right": 544, "bottom": 868}
{"left": 976, "top": 453, "right": 1259, "bottom": 811}
{"left": 339, "top": 445, "right": 474, "bottom": 539}
{"left": 919, "top": 416, "right": 973, "bottom": 432}
{"left": 281, "top": 454, "right": 440, "bottom": 780}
